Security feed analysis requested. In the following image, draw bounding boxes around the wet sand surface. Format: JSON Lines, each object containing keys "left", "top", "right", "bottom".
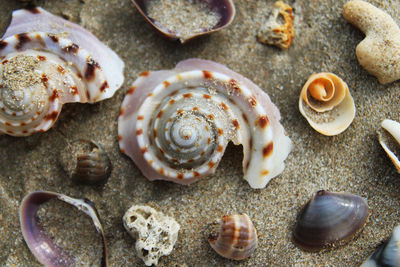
{"left": 1, "top": 0, "right": 400, "bottom": 266}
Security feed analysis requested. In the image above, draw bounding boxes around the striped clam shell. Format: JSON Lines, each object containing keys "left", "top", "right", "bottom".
{"left": 208, "top": 214, "right": 257, "bottom": 260}
{"left": 0, "top": 7, "right": 124, "bottom": 136}
{"left": 118, "top": 59, "right": 292, "bottom": 189}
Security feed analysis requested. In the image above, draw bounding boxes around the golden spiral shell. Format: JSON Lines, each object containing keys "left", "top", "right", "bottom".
{"left": 298, "top": 72, "right": 355, "bottom": 136}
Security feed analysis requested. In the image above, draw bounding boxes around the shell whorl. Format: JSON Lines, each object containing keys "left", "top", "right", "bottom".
{"left": 118, "top": 59, "right": 292, "bottom": 188}
{"left": 208, "top": 214, "right": 258, "bottom": 260}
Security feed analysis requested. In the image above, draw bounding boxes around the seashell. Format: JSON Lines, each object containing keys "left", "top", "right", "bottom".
{"left": 123, "top": 205, "right": 180, "bottom": 266}
{"left": 131, "top": 0, "right": 235, "bottom": 43}
{"left": 59, "top": 139, "right": 112, "bottom": 185}
{"left": 0, "top": 7, "right": 124, "bottom": 136}
{"left": 361, "top": 225, "right": 400, "bottom": 267}
{"left": 298, "top": 72, "right": 355, "bottom": 136}
{"left": 293, "top": 190, "right": 369, "bottom": 251}
{"left": 207, "top": 214, "right": 257, "bottom": 260}
{"left": 19, "top": 191, "right": 108, "bottom": 266}
{"left": 257, "top": 1, "right": 295, "bottom": 49}
{"left": 378, "top": 119, "right": 400, "bottom": 173}
{"left": 118, "top": 58, "right": 292, "bottom": 189}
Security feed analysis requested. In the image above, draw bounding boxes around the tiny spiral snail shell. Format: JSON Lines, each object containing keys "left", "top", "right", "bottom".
{"left": 299, "top": 73, "right": 355, "bottom": 136}
{"left": 118, "top": 59, "right": 292, "bottom": 189}
{"left": 60, "top": 139, "right": 112, "bottom": 185}
{"left": 207, "top": 214, "right": 258, "bottom": 260}
{"left": 0, "top": 7, "right": 124, "bottom": 136}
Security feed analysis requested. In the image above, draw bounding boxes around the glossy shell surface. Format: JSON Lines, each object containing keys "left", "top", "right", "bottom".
{"left": 208, "top": 214, "right": 257, "bottom": 260}
{"left": 361, "top": 225, "right": 400, "bottom": 267}
{"left": 118, "top": 58, "right": 292, "bottom": 189}
{"left": 299, "top": 72, "right": 355, "bottom": 136}
{"left": 0, "top": 7, "right": 124, "bottom": 136}
{"left": 131, "top": 0, "right": 235, "bottom": 43}
{"left": 293, "top": 190, "right": 369, "bottom": 251}
{"left": 378, "top": 119, "right": 400, "bottom": 173}
{"left": 19, "top": 191, "right": 108, "bottom": 267}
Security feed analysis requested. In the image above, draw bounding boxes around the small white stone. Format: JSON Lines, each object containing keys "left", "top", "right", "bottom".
{"left": 122, "top": 205, "right": 180, "bottom": 266}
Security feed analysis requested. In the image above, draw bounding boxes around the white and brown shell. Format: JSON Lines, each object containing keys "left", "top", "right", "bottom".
{"left": 208, "top": 214, "right": 257, "bottom": 260}
{"left": 299, "top": 72, "right": 355, "bottom": 136}
{"left": 0, "top": 7, "right": 124, "bottom": 136}
{"left": 118, "top": 58, "right": 292, "bottom": 189}
{"left": 378, "top": 119, "right": 400, "bottom": 173}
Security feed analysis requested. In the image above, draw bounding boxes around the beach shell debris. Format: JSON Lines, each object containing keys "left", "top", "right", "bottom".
{"left": 299, "top": 72, "right": 355, "bottom": 136}
{"left": 0, "top": 7, "right": 124, "bottom": 136}
{"left": 378, "top": 119, "right": 400, "bottom": 173}
{"left": 361, "top": 225, "right": 400, "bottom": 267}
{"left": 257, "top": 1, "right": 295, "bottom": 49}
{"left": 131, "top": 0, "right": 235, "bottom": 43}
{"left": 293, "top": 190, "right": 369, "bottom": 251}
{"left": 118, "top": 58, "right": 292, "bottom": 189}
{"left": 208, "top": 214, "right": 258, "bottom": 260}
{"left": 123, "top": 205, "right": 180, "bottom": 266}
{"left": 343, "top": 0, "right": 400, "bottom": 84}
{"left": 19, "top": 191, "right": 108, "bottom": 266}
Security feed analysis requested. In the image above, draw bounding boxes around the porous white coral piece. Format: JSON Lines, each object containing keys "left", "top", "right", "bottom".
{"left": 122, "top": 205, "right": 180, "bottom": 266}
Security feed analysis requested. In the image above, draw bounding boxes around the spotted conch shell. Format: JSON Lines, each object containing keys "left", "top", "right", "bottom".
{"left": 118, "top": 59, "right": 292, "bottom": 189}
{"left": 378, "top": 119, "right": 400, "bottom": 173}
{"left": 0, "top": 7, "right": 124, "bottom": 136}
{"left": 298, "top": 72, "right": 355, "bottom": 136}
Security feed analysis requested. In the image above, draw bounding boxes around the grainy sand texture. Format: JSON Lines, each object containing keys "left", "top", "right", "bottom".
{"left": 1, "top": 0, "right": 400, "bottom": 266}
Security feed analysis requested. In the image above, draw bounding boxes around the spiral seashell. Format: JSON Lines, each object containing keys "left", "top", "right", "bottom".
{"left": 0, "top": 7, "right": 124, "bottom": 136}
{"left": 207, "top": 214, "right": 257, "bottom": 260}
{"left": 131, "top": 0, "right": 235, "bottom": 43}
{"left": 60, "top": 139, "right": 112, "bottom": 185}
{"left": 378, "top": 119, "right": 400, "bottom": 173}
{"left": 361, "top": 225, "right": 400, "bottom": 267}
{"left": 19, "top": 191, "right": 108, "bottom": 266}
{"left": 293, "top": 190, "right": 369, "bottom": 251}
{"left": 298, "top": 72, "right": 355, "bottom": 136}
{"left": 118, "top": 58, "right": 292, "bottom": 189}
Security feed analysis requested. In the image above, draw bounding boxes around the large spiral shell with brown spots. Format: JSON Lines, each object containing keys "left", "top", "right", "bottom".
{"left": 118, "top": 59, "right": 292, "bottom": 189}
{"left": 0, "top": 7, "right": 124, "bottom": 136}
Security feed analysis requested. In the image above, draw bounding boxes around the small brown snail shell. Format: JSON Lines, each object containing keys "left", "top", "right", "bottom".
{"left": 60, "top": 139, "right": 112, "bottom": 185}
{"left": 208, "top": 214, "right": 257, "bottom": 260}
{"left": 293, "top": 190, "right": 369, "bottom": 251}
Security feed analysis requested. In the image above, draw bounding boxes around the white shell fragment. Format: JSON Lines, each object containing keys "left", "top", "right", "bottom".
{"left": 0, "top": 7, "right": 124, "bottom": 136}
{"left": 122, "top": 205, "right": 180, "bottom": 266}
{"left": 378, "top": 119, "right": 400, "bottom": 173}
{"left": 118, "top": 58, "right": 292, "bottom": 189}
{"left": 299, "top": 72, "right": 355, "bottom": 136}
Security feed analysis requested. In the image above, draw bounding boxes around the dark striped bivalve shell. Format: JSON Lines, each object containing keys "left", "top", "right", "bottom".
{"left": 293, "top": 190, "right": 369, "bottom": 251}
{"left": 60, "top": 140, "right": 111, "bottom": 185}
{"left": 208, "top": 214, "right": 257, "bottom": 260}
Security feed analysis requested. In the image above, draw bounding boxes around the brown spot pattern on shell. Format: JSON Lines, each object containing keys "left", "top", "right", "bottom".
{"left": 60, "top": 140, "right": 112, "bottom": 185}
{"left": 298, "top": 72, "right": 355, "bottom": 136}
{"left": 131, "top": 0, "right": 236, "bottom": 43}
{"left": 208, "top": 214, "right": 257, "bottom": 260}
{"left": 293, "top": 190, "right": 369, "bottom": 251}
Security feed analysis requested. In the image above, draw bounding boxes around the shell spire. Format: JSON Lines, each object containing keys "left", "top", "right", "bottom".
{"left": 118, "top": 58, "right": 292, "bottom": 188}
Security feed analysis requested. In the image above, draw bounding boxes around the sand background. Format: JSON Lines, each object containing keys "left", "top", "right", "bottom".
{"left": 1, "top": 0, "right": 400, "bottom": 266}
